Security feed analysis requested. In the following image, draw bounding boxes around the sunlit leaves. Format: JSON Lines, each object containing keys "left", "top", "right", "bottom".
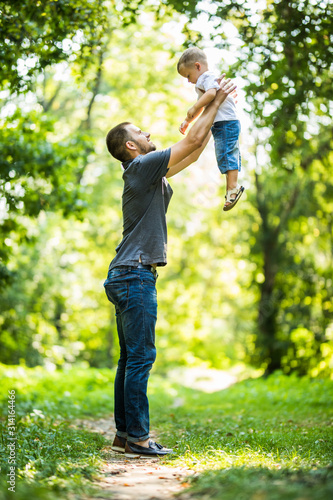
{"left": 0, "top": 0, "right": 109, "bottom": 92}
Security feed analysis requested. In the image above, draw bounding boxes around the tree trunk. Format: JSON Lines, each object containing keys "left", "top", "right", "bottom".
{"left": 257, "top": 247, "right": 282, "bottom": 375}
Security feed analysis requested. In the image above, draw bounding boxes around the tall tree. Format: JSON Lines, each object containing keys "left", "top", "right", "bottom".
{"left": 214, "top": 0, "right": 333, "bottom": 373}
{"left": 0, "top": 0, "right": 111, "bottom": 287}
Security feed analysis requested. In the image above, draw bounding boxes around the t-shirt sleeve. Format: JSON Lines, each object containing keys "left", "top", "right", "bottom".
{"left": 136, "top": 148, "right": 171, "bottom": 185}
{"left": 196, "top": 73, "right": 220, "bottom": 92}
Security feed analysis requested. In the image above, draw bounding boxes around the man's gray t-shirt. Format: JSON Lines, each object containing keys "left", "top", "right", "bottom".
{"left": 108, "top": 148, "right": 173, "bottom": 271}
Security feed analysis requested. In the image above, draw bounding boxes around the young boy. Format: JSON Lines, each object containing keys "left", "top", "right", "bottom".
{"left": 177, "top": 47, "right": 244, "bottom": 211}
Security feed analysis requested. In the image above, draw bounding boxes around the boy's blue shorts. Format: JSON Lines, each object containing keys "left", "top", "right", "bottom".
{"left": 211, "top": 119, "right": 241, "bottom": 175}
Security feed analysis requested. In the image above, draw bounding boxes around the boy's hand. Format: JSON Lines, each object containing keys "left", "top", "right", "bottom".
{"left": 187, "top": 106, "right": 196, "bottom": 120}
{"left": 179, "top": 120, "right": 189, "bottom": 135}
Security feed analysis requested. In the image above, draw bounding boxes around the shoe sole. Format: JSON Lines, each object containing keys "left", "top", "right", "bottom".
{"left": 125, "top": 452, "right": 166, "bottom": 459}
{"left": 112, "top": 446, "right": 125, "bottom": 453}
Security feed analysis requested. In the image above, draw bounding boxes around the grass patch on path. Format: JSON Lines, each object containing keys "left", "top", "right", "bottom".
{"left": 0, "top": 364, "right": 332, "bottom": 499}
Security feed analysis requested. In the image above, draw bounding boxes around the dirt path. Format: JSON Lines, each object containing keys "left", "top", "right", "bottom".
{"left": 76, "top": 369, "right": 238, "bottom": 499}
{"left": 76, "top": 417, "right": 195, "bottom": 500}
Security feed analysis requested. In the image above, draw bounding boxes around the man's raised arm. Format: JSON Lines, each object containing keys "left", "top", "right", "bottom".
{"left": 166, "top": 132, "right": 211, "bottom": 179}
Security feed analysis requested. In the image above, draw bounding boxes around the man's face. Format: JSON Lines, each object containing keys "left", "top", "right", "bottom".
{"left": 126, "top": 124, "right": 156, "bottom": 155}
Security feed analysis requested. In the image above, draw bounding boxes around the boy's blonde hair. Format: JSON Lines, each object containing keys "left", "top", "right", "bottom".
{"left": 177, "top": 47, "right": 207, "bottom": 73}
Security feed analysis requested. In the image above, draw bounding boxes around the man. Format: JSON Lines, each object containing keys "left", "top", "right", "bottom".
{"left": 104, "top": 76, "right": 236, "bottom": 458}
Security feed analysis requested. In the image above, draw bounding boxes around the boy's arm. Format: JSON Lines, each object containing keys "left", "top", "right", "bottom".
{"left": 179, "top": 88, "right": 218, "bottom": 135}
{"left": 186, "top": 88, "right": 217, "bottom": 121}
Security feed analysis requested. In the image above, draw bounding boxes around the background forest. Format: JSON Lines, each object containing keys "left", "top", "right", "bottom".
{"left": 0, "top": 0, "right": 332, "bottom": 378}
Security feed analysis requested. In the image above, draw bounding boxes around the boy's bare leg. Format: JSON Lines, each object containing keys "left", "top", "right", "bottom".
{"left": 226, "top": 169, "right": 238, "bottom": 192}
{"left": 224, "top": 169, "right": 240, "bottom": 208}
{"left": 223, "top": 170, "right": 244, "bottom": 212}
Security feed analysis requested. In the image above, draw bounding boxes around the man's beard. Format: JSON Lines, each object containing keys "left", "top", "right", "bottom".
{"left": 135, "top": 140, "right": 156, "bottom": 155}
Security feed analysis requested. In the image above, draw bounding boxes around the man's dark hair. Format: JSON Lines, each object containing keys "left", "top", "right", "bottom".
{"left": 106, "top": 122, "right": 133, "bottom": 162}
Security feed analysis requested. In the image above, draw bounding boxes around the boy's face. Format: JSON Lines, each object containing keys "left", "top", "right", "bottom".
{"left": 178, "top": 62, "right": 203, "bottom": 84}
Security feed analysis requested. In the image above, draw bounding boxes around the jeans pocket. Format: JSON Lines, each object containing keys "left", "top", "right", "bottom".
{"left": 105, "top": 282, "right": 129, "bottom": 311}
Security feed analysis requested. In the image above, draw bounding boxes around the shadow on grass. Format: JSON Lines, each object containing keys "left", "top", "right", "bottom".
{"left": 177, "top": 465, "right": 333, "bottom": 500}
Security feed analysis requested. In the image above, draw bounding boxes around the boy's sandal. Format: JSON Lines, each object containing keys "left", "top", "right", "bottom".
{"left": 223, "top": 185, "right": 245, "bottom": 212}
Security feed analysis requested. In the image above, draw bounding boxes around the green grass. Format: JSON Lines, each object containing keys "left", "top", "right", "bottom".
{"left": 0, "top": 365, "right": 113, "bottom": 500}
{"left": 0, "top": 364, "right": 332, "bottom": 500}
{"left": 149, "top": 373, "right": 333, "bottom": 499}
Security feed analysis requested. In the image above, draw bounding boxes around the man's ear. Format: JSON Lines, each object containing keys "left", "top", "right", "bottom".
{"left": 195, "top": 62, "right": 201, "bottom": 71}
{"left": 125, "top": 140, "right": 137, "bottom": 151}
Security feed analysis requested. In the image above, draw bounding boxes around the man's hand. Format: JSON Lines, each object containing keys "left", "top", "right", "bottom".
{"left": 214, "top": 74, "right": 237, "bottom": 104}
{"left": 215, "top": 75, "right": 237, "bottom": 106}
{"left": 179, "top": 120, "right": 189, "bottom": 135}
{"left": 215, "top": 73, "right": 225, "bottom": 85}
{"left": 216, "top": 74, "right": 238, "bottom": 104}
{"left": 231, "top": 89, "right": 238, "bottom": 104}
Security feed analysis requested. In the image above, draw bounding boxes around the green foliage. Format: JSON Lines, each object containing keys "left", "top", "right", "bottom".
{"left": 1, "top": 0, "right": 332, "bottom": 377}
{"left": 0, "top": 0, "right": 108, "bottom": 93}
{"left": 0, "top": 110, "right": 90, "bottom": 215}
{"left": 0, "top": 108, "right": 92, "bottom": 291}
{"left": 140, "top": 2, "right": 333, "bottom": 375}
{"left": 202, "top": 0, "right": 333, "bottom": 374}
{"left": 0, "top": 0, "right": 108, "bottom": 288}
{"left": 0, "top": 10, "right": 194, "bottom": 368}
{"left": 0, "top": 364, "right": 115, "bottom": 417}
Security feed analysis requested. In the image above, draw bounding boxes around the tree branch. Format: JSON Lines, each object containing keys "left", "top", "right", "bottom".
{"left": 39, "top": 72, "right": 63, "bottom": 112}
{"left": 81, "top": 49, "right": 105, "bottom": 130}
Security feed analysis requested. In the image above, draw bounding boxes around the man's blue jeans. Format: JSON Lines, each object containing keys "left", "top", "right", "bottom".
{"left": 104, "top": 265, "right": 157, "bottom": 443}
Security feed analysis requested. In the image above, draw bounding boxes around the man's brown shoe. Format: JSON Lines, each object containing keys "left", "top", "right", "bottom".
{"left": 112, "top": 435, "right": 126, "bottom": 453}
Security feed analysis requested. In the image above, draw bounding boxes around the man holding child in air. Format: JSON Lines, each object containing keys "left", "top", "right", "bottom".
{"left": 104, "top": 56, "right": 237, "bottom": 458}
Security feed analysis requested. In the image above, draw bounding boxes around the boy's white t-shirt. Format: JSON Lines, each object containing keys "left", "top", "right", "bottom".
{"left": 195, "top": 71, "right": 238, "bottom": 123}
